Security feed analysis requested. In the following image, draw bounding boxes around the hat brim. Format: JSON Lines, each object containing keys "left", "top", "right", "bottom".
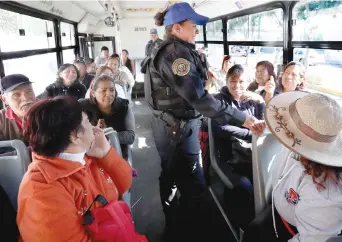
{"left": 3, "top": 81, "right": 33, "bottom": 94}
{"left": 265, "top": 91, "right": 342, "bottom": 167}
{"left": 188, "top": 13, "right": 209, "bottom": 25}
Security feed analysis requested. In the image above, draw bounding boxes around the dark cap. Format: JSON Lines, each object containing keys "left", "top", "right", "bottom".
{"left": 0, "top": 74, "right": 33, "bottom": 94}
{"left": 164, "top": 2, "right": 209, "bottom": 27}
{"left": 150, "top": 28, "right": 158, "bottom": 34}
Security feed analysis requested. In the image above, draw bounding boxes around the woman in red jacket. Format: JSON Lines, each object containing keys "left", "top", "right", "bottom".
{"left": 17, "top": 96, "right": 146, "bottom": 241}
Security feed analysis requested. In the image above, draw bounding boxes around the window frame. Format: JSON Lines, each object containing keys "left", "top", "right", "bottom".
{"left": 0, "top": 1, "right": 79, "bottom": 78}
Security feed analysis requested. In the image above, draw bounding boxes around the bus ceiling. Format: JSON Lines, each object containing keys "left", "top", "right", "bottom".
{"left": 13, "top": 0, "right": 272, "bottom": 32}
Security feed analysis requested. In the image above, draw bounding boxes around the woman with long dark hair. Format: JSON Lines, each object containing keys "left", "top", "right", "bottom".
{"left": 41, "top": 63, "right": 87, "bottom": 99}
{"left": 80, "top": 75, "right": 135, "bottom": 146}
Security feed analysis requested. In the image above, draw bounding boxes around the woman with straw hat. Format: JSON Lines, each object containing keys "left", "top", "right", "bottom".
{"left": 243, "top": 91, "right": 342, "bottom": 242}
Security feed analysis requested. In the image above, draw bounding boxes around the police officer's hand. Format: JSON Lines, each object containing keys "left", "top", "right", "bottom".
{"left": 243, "top": 115, "right": 265, "bottom": 136}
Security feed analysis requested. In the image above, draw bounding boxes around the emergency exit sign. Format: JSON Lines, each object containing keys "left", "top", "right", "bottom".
{"left": 134, "top": 27, "right": 147, "bottom": 32}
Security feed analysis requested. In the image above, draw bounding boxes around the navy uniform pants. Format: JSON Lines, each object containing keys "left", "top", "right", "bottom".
{"left": 151, "top": 116, "right": 206, "bottom": 225}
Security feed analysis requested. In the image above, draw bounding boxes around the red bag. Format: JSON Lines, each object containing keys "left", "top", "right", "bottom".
{"left": 83, "top": 195, "right": 148, "bottom": 242}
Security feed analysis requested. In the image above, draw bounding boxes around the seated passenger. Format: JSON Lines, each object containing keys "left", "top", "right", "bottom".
{"left": 79, "top": 75, "right": 135, "bottom": 147}
{"left": 212, "top": 64, "right": 264, "bottom": 183}
{"left": 106, "top": 56, "right": 130, "bottom": 87}
{"left": 95, "top": 46, "right": 109, "bottom": 67}
{"left": 111, "top": 54, "right": 136, "bottom": 92}
{"left": 17, "top": 97, "right": 141, "bottom": 241}
{"left": 215, "top": 55, "right": 234, "bottom": 90}
{"left": 262, "top": 61, "right": 306, "bottom": 103}
{"left": 247, "top": 61, "right": 279, "bottom": 103}
{"left": 85, "top": 66, "right": 127, "bottom": 100}
{"left": 85, "top": 58, "right": 96, "bottom": 75}
{"left": 0, "top": 74, "right": 35, "bottom": 149}
{"left": 243, "top": 92, "right": 342, "bottom": 242}
{"left": 40, "top": 64, "right": 87, "bottom": 100}
{"left": 122, "top": 49, "right": 136, "bottom": 78}
{"left": 73, "top": 59, "right": 94, "bottom": 89}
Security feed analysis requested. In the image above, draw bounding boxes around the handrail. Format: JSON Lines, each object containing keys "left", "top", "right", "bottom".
{"left": 104, "top": 127, "right": 122, "bottom": 157}
{"left": 207, "top": 119, "right": 239, "bottom": 242}
{"left": 251, "top": 133, "right": 266, "bottom": 216}
{"left": 208, "top": 119, "right": 235, "bottom": 189}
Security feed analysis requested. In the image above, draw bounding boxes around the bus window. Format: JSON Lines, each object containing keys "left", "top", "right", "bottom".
{"left": 227, "top": 8, "right": 283, "bottom": 41}
{"left": 3, "top": 53, "right": 58, "bottom": 95}
{"left": 206, "top": 20, "right": 223, "bottom": 41}
{"left": 196, "top": 25, "right": 204, "bottom": 42}
{"left": 294, "top": 48, "right": 342, "bottom": 97}
{"left": 0, "top": 9, "right": 55, "bottom": 52}
{"left": 207, "top": 44, "right": 224, "bottom": 70}
{"left": 229, "top": 45, "right": 283, "bottom": 79}
{"left": 62, "top": 49, "right": 76, "bottom": 64}
{"left": 293, "top": 1, "right": 342, "bottom": 41}
{"left": 60, "top": 22, "right": 75, "bottom": 47}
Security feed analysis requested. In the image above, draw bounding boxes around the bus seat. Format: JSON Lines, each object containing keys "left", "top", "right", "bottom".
{"left": 0, "top": 140, "right": 31, "bottom": 210}
{"left": 104, "top": 128, "right": 131, "bottom": 208}
{"left": 121, "top": 145, "right": 132, "bottom": 167}
{"left": 325, "top": 236, "right": 342, "bottom": 242}
{"left": 104, "top": 127, "right": 123, "bottom": 157}
{"left": 208, "top": 118, "right": 236, "bottom": 190}
{"left": 115, "top": 84, "right": 128, "bottom": 100}
{"left": 252, "top": 129, "right": 282, "bottom": 216}
{"left": 207, "top": 118, "right": 241, "bottom": 242}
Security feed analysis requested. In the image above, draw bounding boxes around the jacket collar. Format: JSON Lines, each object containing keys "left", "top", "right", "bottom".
{"left": 55, "top": 80, "right": 83, "bottom": 89}
{"left": 32, "top": 153, "right": 93, "bottom": 183}
{"left": 166, "top": 36, "right": 195, "bottom": 49}
{"left": 5, "top": 107, "right": 23, "bottom": 130}
{"left": 220, "top": 86, "right": 238, "bottom": 104}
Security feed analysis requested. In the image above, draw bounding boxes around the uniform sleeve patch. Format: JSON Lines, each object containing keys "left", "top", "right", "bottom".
{"left": 172, "top": 58, "right": 190, "bottom": 76}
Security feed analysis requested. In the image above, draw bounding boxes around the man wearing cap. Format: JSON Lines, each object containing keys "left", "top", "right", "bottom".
{"left": 145, "top": 28, "right": 163, "bottom": 57}
{"left": 0, "top": 74, "right": 36, "bottom": 151}
{"left": 144, "top": 2, "right": 264, "bottom": 240}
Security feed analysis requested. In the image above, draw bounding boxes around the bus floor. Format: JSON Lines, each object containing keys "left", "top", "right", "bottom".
{"left": 130, "top": 98, "right": 236, "bottom": 242}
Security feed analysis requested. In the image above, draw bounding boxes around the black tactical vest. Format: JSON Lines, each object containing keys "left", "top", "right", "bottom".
{"left": 141, "top": 39, "right": 206, "bottom": 119}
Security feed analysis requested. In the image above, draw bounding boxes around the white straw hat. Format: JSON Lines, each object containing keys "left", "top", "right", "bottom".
{"left": 265, "top": 91, "right": 342, "bottom": 167}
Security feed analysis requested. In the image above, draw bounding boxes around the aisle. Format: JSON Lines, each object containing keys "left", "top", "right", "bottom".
{"left": 131, "top": 99, "right": 164, "bottom": 242}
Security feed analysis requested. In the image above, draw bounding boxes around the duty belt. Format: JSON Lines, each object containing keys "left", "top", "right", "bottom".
{"left": 152, "top": 110, "right": 187, "bottom": 143}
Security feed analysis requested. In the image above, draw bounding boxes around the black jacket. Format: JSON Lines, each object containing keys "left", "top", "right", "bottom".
{"left": 79, "top": 74, "right": 94, "bottom": 90}
{"left": 212, "top": 86, "right": 265, "bottom": 162}
{"left": 151, "top": 37, "right": 247, "bottom": 126}
{"left": 79, "top": 97, "right": 135, "bottom": 145}
{"left": 145, "top": 38, "right": 163, "bottom": 57}
{"left": 41, "top": 80, "right": 87, "bottom": 100}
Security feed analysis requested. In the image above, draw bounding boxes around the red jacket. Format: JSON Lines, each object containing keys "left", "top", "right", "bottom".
{"left": 17, "top": 148, "right": 132, "bottom": 241}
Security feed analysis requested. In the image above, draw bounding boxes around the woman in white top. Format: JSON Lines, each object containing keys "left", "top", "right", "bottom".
{"left": 215, "top": 55, "right": 234, "bottom": 90}
{"left": 243, "top": 91, "right": 342, "bottom": 242}
{"left": 85, "top": 66, "right": 127, "bottom": 100}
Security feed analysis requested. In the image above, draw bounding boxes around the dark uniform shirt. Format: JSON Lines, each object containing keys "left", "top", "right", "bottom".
{"left": 145, "top": 38, "right": 163, "bottom": 57}
{"left": 152, "top": 37, "right": 247, "bottom": 126}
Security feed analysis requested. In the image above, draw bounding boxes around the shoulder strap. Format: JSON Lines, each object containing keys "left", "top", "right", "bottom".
{"left": 83, "top": 194, "right": 108, "bottom": 225}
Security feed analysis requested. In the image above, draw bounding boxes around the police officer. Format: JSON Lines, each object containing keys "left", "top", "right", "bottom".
{"left": 145, "top": 28, "right": 163, "bottom": 57}
{"left": 145, "top": 2, "right": 264, "bottom": 240}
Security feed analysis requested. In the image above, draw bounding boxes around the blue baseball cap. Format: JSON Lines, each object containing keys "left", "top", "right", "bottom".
{"left": 164, "top": 2, "right": 209, "bottom": 27}
{"left": 150, "top": 28, "right": 158, "bottom": 34}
